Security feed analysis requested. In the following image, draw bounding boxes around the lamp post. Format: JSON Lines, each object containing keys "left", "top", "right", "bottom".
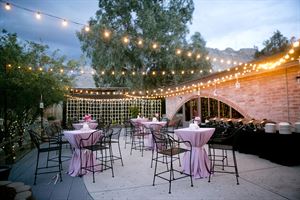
{"left": 40, "top": 94, "right": 44, "bottom": 138}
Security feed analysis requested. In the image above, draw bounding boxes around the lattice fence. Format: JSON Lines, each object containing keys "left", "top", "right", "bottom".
{"left": 66, "top": 98, "right": 161, "bottom": 124}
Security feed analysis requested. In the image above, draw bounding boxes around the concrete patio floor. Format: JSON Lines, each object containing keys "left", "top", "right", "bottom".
{"left": 8, "top": 134, "right": 300, "bottom": 200}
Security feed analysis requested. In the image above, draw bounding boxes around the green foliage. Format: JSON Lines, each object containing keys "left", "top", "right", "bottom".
{"left": 47, "top": 116, "right": 56, "bottom": 121}
{"left": 77, "top": 0, "right": 211, "bottom": 89}
{"left": 129, "top": 106, "right": 139, "bottom": 118}
{"left": 0, "top": 30, "right": 79, "bottom": 162}
{"left": 254, "top": 30, "right": 290, "bottom": 59}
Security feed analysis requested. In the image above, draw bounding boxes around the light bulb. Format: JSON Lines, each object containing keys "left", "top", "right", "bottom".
{"left": 137, "top": 39, "right": 143, "bottom": 46}
{"left": 104, "top": 30, "right": 110, "bottom": 38}
{"left": 36, "top": 12, "right": 41, "bottom": 20}
{"left": 84, "top": 26, "right": 90, "bottom": 32}
{"left": 62, "top": 20, "right": 68, "bottom": 27}
{"left": 5, "top": 3, "right": 11, "bottom": 10}
{"left": 123, "top": 37, "right": 129, "bottom": 44}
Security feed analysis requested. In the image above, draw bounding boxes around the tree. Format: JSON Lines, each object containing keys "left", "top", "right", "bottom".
{"left": 254, "top": 30, "right": 290, "bottom": 59}
{"left": 77, "top": 0, "right": 211, "bottom": 90}
{"left": 0, "top": 30, "right": 79, "bottom": 163}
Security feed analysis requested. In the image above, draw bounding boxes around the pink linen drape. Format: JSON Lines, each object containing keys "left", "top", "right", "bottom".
{"left": 64, "top": 129, "right": 101, "bottom": 177}
{"left": 175, "top": 128, "right": 215, "bottom": 178}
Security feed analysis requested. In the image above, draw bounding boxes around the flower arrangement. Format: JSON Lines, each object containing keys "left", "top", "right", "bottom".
{"left": 83, "top": 114, "right": 92, "bottom": 122}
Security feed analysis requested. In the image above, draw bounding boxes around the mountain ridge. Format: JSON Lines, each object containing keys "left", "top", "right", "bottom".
{"left": 207, "top": 47, "right": 256, "bottom": 71}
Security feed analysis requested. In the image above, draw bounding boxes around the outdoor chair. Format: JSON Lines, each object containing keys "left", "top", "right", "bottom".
{"left": 149, "top": 124, "right": 164, "bottom": 168}
{"left": 104, "top": 125, "right": 124, "bottom": 166}
{"left": 130, "top": 121, "right": 150, "bottom": 157}
{"left": 79, "top": 129, "right": 114, "bottom": 183}
{"left": 151, "top": 129, "right": 193, "bottom": 194}
{"left": 160, "top": 118, "right": 170, "bottom": 133}
{"left": 44, "top": 124, "right": 72, "bottom": 168}
{"left": 96, "top": 128, "right": 114, "bottom": 176}
{"left": 123, "top": 120, "right": 133, "bottom": 149}
{"left": 166, "top": 119, "right": 181, "bottom": 136}
{"left": 149, "top": 124, "right": 181, "bottom": 169}
{"left": 28, "top": 129, "right": 62, "bottom": 185}
{"left": 208, "top": 125, "right": 244, "bottom": 185}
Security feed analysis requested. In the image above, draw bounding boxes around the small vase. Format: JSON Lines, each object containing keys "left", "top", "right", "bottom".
{"left": 82, "top": 122, "right": 89, "bottom": 130}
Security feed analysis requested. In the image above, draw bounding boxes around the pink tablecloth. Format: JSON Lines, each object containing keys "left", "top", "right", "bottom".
{"left": 64, "top": 129, "right": 102, "bottom": 177}
{"left": 79, "top": 119, "right": 97, "bottom": 123}
{"left": 72, "top": 122, "right": 98, "bottom": 130}
{"left": 140, "top": 121, "right": 167, "bottom": 148}
{"left": 130, "top": 118, "right": 149, "bottom": 124}
{"left": 174, "top": 127, "right": 215, "bottom": 178}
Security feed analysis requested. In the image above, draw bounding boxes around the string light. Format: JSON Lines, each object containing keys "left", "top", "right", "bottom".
{"left": 122, "top": 36, "right": 129, "bottom": 44}
{"left": 1, "top": 1, "right": 248, "bottom": 64}
{"left": 35, "top": 12, "right": 41, "bottom": 20}
{"left": 103, "top": 30, "right": 110, "bottom": 38}
{"left": 6, "top": 43, "right": 292, "bottom": 83}
{"left": 1, "top": 1, "right": 299, "bottom": 98}
{"left": 152, "top": 43, "right": 158, "bottom": 49}
{"left": 62, "top": 19, "right": 68, "bottom": 27}
{"left": 137, "top": 39, "right": 143, "bottom": 46}
{"left": 84, "top": 26, "right": 90, "bottom": 32}
{"left": 4, "top": 2, "right": 11, "bottom": 10}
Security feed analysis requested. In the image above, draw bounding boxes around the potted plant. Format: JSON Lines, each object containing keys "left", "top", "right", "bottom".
{"left": 129, "top": 106, "right": 139, "bottom": 118}
{"left": 47, "top": 116, "right": 56, "bottom": 121}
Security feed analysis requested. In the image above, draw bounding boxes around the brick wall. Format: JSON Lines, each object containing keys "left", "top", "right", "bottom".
{"left": 166, "top": 63, "right": 300, "bottom": 124}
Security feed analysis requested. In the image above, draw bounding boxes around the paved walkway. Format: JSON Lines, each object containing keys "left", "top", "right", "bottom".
{"left": 8, "top": 135, "right": 300, "bottom": 200}
{"left": 84, "top": 139, "right": 300, "bottom": 200}
{"left": 9, "top": 145, "right": 93, "bottom": 200}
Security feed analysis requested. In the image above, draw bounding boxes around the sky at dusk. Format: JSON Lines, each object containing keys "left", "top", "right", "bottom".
{"left": 0, "top": 0, "right": 299, "bottom": 61}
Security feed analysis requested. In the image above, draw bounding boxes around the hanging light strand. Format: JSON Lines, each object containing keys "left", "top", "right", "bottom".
{"left": 1, "top": 0, "right": 247, "bottom": 63}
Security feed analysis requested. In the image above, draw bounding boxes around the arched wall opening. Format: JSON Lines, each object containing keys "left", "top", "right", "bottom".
{"left": 167, "top": 94, "right": 247, "bottom": 123}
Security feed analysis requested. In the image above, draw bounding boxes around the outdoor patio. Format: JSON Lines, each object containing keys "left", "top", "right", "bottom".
{"left": 1, "top": 1, "right": 300, "bottom": 200}
{"left": 7, "top": 133, "right": 300, "bottom": 200}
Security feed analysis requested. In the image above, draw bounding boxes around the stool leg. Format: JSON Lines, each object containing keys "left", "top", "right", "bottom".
{"left": 109, "top": 145, "right": 115, "bottom": 177}
{"left": 232, "top": 150, "right": 239, "bottom": 185}
{"left": 153, "top": 151, "right": 158, "bottom": 186}
{"left": 59, "top": 148, "right": 62, "bottom": 182}
{"left": 169, "top": 155, "right": 173, "bottom": 194}
{"left": 117, "top": 141, "right": 124, "bottom": 166}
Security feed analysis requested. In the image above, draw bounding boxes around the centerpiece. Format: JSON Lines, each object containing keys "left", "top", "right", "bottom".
{"left": 82, "top": 114, "right": 92, "bottom": 130}
{"left": 83, "top": 114, "right": 92, "bottom": 122}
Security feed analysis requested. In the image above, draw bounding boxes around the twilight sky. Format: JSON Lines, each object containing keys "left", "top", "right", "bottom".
{"left": 0, "top": 0, "right": 299, "bottom": 61}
